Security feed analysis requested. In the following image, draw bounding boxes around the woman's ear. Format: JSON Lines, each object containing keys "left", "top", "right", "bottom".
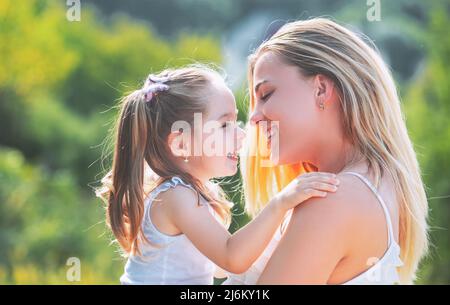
{"left": 314, "top": 74, "right": 335, "bottom": 110}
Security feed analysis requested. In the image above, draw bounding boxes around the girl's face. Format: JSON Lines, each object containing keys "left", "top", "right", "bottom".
{"left": 249, "top": 51, "right": 339, "bottom": 166}
{"left": 176, "top": 78, "right": 245, "bottom": 182}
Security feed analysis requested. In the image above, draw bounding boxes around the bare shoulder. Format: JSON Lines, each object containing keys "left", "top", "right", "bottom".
{"left": 270, "top": 173, "right": 391, "bottom": 283}
{"left": 155, "top": 183, "right": 210, "bottom": 218}
{"left": 290, "top": 173, "right": 375, "bottom": 234}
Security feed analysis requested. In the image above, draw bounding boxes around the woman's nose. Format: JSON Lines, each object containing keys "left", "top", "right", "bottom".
{"left": 249, "top": 108, "right": 265, "bottom": 126}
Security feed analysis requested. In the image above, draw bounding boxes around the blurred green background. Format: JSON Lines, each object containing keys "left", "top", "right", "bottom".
{"left": 0, "top": 0, "right": 448, "bottom": 284}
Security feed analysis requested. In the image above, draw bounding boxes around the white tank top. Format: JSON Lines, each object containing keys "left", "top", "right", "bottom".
{"left": 223, "top": 171, "right": 403, "bottom": 285}
{"left": 120, "top": 177, "right": 217, "bottom": 285}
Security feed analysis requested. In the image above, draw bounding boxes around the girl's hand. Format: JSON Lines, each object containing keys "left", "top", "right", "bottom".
{"left": 273, "top": 172, "right": 340, "bottom": 211}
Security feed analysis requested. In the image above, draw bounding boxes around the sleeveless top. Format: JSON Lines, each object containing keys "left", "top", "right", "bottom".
{"left": 120, "top": 177, "right": 217, "bottom": 285}
{"left": 223, "top": 171, "right": 403, "bottom": 285}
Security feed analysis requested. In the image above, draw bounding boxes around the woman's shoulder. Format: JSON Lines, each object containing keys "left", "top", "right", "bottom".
{"left": 290, "top": 173, "right": 380, "bottom": 235}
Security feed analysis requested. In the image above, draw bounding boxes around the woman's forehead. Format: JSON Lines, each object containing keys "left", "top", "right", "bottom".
{"left": 253, "top": 52, "right": 284, "bottom": 83}
{"left": 253, "top": 52, "right": 302, "bottom": 91}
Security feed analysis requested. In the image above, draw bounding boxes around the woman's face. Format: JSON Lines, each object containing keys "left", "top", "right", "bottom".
{"left": 250, "top": 51, "right": 338, "bottom": 166}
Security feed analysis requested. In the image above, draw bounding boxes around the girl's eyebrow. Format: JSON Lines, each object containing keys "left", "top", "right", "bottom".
{"left": 216, "top": 109, "right": 239, "bottom": 121}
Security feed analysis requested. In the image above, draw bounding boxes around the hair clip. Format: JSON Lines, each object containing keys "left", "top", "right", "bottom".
{"left": 144, "top": 74, "right": 170, "bottom": 87}
{"left": 142, "top": 83, "right": 169, "bottom": 103}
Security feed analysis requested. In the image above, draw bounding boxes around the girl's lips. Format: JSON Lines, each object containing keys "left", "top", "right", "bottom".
{"left": 227, "top": 152, "right": 239, "bottom": 161}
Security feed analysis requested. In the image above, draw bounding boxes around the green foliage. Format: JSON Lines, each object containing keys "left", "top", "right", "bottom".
{"left": 0, "top": 0, "right": 448, "bottom": 284}
{"left": 0, "top": 0, "right": 222, "bottom": 284}
{"left": 403, "top": 8, "right": 450, "bottom": 284}
{"left": 0, "top": 147, "right": 123, "bottom": 283}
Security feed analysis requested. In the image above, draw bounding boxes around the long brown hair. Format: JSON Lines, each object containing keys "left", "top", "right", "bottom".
{"left": 96, "top": 65, "right": 231, "bottom": 256}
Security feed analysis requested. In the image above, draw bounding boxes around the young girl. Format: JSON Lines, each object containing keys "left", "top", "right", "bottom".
{"left": 97, "top": 65, "right": 340, "bottom": 284}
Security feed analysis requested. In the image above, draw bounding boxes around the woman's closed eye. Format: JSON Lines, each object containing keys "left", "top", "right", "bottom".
{"left": 260, "top": 91, "right": 274, "bottom": 102}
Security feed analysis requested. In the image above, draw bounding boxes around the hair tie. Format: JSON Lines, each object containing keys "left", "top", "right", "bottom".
{"left": 142, "top": 74, "right": 170, "bottom": 103}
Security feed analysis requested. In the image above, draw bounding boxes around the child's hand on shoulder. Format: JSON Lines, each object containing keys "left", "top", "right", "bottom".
{"left": 273, "top": 172, "right": 340, "bottom": 211}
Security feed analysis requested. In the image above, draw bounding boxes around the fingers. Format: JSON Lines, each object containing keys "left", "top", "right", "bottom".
{"left": 304, "top": 188, "right": 328, "bottom": 198}
{"left": 298, "top": 172, "right": 339, "bottom": 185}
{"left": 300, "top": 173, "right": 340, "bottom": 199}
{"left": 297, "top": 171, "right": 336, "bottom": 180}
{"left": 308, "top": 181, "right": 339, "bottom": 192}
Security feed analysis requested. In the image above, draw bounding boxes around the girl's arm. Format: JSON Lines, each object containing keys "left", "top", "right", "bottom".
{"left": 163, "top": 172, "right": 339, "bottom": 274}
{"left": 214, "top": 265, "right": 228, "bottom": 279}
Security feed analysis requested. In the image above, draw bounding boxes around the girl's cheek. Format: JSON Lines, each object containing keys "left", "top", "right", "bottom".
{"left": 206, "top": 129, "right": 227, "bottom": 156}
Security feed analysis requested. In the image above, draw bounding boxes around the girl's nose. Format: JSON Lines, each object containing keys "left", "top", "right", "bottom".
{"left": 235, "top": 124, "right": 246, "bottom": 151}
{"left": 237, "top": 124, "right": 246, "bottom": 140}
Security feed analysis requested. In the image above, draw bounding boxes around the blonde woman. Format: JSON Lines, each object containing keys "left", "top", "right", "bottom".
{"left": 225, "top": 18, "right": 428, "bottom": 285}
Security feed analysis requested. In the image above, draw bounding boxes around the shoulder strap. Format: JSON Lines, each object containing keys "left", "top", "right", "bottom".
{"left": 340, "top": 171, "right": 395, "bottom": 245}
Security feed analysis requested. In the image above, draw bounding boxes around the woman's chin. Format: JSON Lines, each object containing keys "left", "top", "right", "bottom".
{"left": 269, "top": 152, "right": 292, "bottom": 166}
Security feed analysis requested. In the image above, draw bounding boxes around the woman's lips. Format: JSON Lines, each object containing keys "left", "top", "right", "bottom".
{"left": 265, "top": 129, "right": 275, "bottom": 146}
{"left": 262, "top": 127, "right": 271, "bottom": 140}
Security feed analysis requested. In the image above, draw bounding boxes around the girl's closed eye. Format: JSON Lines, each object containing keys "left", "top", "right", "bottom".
{"left": 221, "top": 121, "right": 235, "bottom": 128}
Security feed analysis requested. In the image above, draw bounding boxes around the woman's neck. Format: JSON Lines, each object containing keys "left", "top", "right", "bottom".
{"left": 315, "top": 140, "right": 366, "bottom": 174}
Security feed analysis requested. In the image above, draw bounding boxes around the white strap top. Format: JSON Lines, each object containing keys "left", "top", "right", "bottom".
{"left": 340, "top": 171, "right": 403, "bottom": 285}
{"left": 120, "top": 177, "right": 217, "bottom": 285}
{"left": 223, "top": 171, "right": 403, "bottom": 285}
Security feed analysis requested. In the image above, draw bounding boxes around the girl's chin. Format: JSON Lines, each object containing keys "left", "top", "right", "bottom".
{"left": 208, "top": 159, "right": 239, "bottom": 179}
{"left": 225, "top": 158, "right": 239, "bottom": 174}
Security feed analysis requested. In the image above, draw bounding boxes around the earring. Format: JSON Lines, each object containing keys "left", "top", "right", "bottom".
{"left": 184, "top": 156, "right": 189, "bottom": 163}
{"left": 319, "top": 101, "right": 325, "bottom": 110}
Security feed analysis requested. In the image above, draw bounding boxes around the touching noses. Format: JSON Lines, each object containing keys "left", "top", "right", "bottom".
{"left": 236, "top": 124, "right": 246, "bottom": 150}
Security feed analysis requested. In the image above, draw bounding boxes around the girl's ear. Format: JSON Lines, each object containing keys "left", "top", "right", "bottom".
{"left": 167, "top": 129, "right": 190, "bottom": 158}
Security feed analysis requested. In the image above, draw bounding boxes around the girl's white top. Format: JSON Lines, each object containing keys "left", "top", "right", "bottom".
{"left": 120, "top": 177, "right": 217, "bottom": 285}
{"left": 223, "top": 171, "right": 403, "bottom": 285}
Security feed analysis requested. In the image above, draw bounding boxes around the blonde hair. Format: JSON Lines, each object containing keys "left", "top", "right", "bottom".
{"left": 243, "top": 18, "right": 428, "bottom": 283}
{"left": 96, "top": 65, "right": 231, "bottom": 256}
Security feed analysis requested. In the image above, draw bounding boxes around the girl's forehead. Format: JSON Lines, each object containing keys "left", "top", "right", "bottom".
{"left": 204, "top": 80, "right": 237, "bottom": 120}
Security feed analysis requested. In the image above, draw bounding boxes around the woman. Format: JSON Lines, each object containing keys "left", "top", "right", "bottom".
{"left": 225, "top": 18, "right": 428, "bottom": 284}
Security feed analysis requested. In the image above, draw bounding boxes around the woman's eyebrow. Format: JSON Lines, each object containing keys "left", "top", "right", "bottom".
{"left": 254, "top": 80, "right": 268, "bottom": 94}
